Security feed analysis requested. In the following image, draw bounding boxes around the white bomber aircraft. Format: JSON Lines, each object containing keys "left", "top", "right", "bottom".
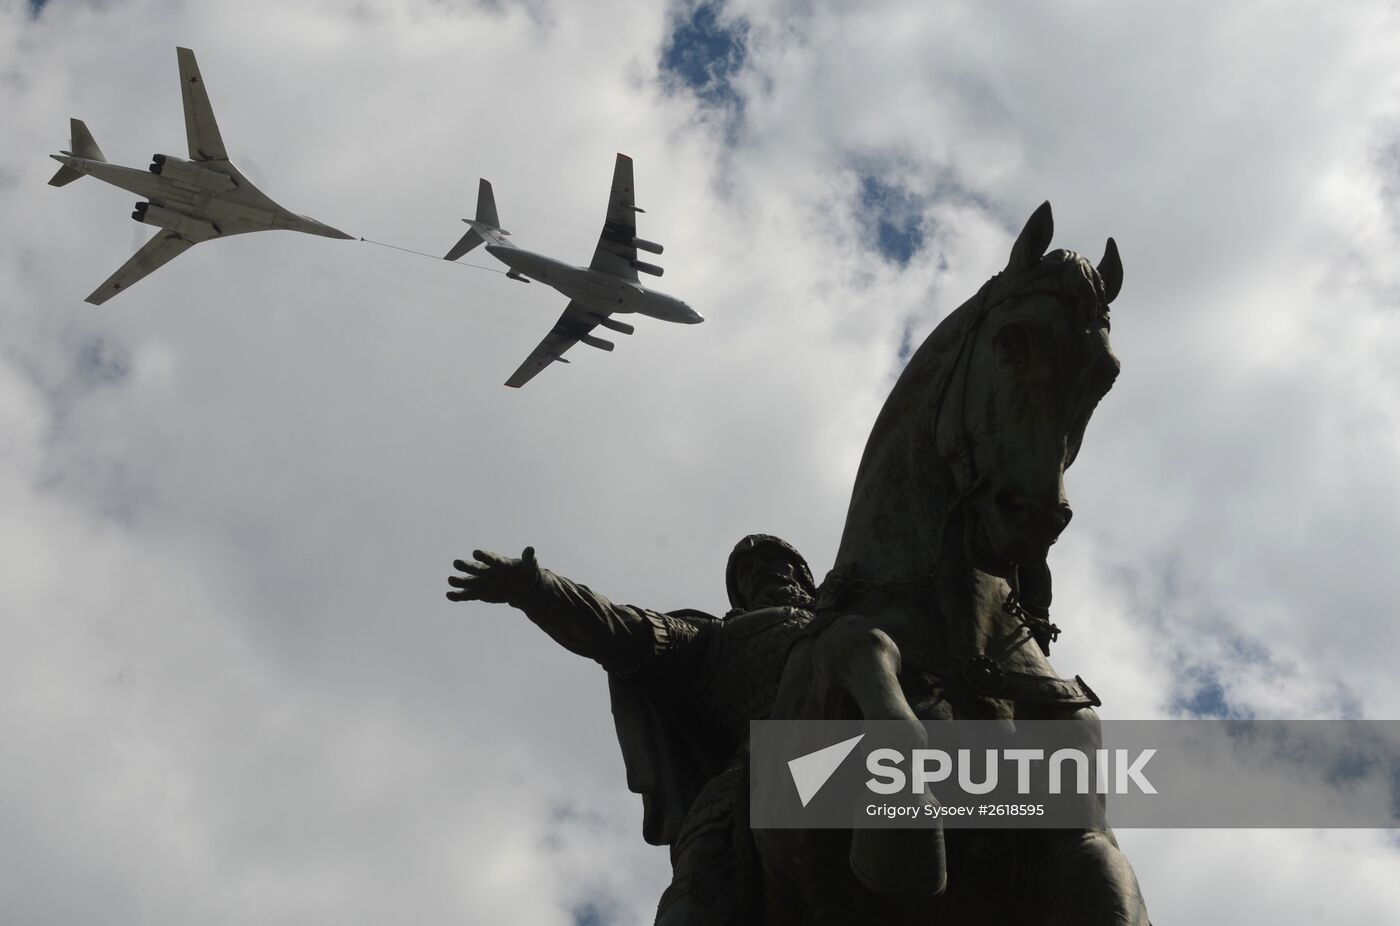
{"left": 48, "top": 46, "right": 352, "bottom": 305}
{"left": 444, "top": 154, "right": 702, "bottom": 388}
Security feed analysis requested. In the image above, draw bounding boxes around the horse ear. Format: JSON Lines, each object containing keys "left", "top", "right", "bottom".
{"left": 1097, "top": 237, "right": 1123, "bottom": 304}
{"left": 1007, "top": 201, "right": 1054, "bottom": 273}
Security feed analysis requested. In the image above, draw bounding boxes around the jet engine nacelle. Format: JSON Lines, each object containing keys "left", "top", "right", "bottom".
{"left": 147, "top": 154, "right": 237, "bottom": 192}
{"left": 631, "top": 237, "right": 664, "bottom": 255}
{"left": 595, "top": 316, "right": 636, "bottom": 335}
{"left": 630, "top": 260, "right": 664, "bottom": 277}
{"left": 580, "top": 334, "right": 615, "bottom": 352}
{"left": 131, "top": 202, "right": 220, "bottom": 242}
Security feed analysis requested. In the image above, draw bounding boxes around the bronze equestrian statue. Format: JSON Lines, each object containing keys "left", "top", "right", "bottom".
{"left": 449, "top": 202, "right": 1149, "bottom": 924}
{"left": 755, "top": 202, "right": 1148, "bottom": 924}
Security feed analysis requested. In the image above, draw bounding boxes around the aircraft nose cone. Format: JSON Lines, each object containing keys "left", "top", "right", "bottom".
{"left": 686, "top": 306, "right": 704, "bottom": 324}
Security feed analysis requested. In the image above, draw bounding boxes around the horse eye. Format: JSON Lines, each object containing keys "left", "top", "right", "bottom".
{"left": 994, "top": 325, "right": 1029, "bottom": 364}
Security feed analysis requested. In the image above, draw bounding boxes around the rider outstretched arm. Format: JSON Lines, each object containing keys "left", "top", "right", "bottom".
{"left": 447, "top": 547, "right": 716, "bottom": 678}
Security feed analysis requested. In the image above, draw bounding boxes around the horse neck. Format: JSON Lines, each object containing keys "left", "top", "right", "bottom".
{"left": 834, "top": 289, "right": 978, "bottom": 585}
{"left": 832, "top": 373, "right": 1004, "bottom": 659}
{"left": 833, "top": 405, "right": 955, "bottom": 582}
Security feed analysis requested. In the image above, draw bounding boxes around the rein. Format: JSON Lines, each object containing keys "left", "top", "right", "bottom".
{"left": 812, "top": 562, "right": 1094, "bottom": 708}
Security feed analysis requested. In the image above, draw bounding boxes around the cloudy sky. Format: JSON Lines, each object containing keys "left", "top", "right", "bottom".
{"left": 3, "top": 0, "right": 1399, "bottom": 922}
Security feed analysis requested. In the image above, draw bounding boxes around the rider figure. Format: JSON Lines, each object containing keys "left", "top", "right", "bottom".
{"left": 447, "top": 535, "right": 817, "bottom": 924}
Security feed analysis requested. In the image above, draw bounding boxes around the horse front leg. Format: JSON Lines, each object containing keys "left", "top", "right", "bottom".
{"left": 1042, "top": 830, "right": 1152, "bottom": 926}
{"left": 812, "top": 615, "right": 923, "bottom": 734}
{"left": 811, "top": 616, "right": 947, "bottom": 898}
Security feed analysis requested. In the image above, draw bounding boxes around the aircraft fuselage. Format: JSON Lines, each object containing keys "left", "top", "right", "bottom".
{"left": 50, "top": 153, "right": 351, "bottom": 240}
{"left": 484, "top": 244, "right": 701, "bottom": 324}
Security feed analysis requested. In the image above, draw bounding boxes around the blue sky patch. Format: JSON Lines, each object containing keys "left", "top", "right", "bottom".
{"left": 77, "top": 336, "right": 132, "bottom": 389}
{"left": 896, "top": 318, "right": 917, "bottom": 367}
{"left": 660, "top": 1, "right": 748, "bottom": 114}
{"left": 29, "top": 0, "right": 48, "bottom": 17}
{"left": 572, "top": 902, "right": 608, "bottom": 926}
{"left": 1172, "top": 666, "right": 1253, "bottom": 719}
{"left": 1322, "top": 743, "right": 1378, "bottom": 789}
{"left": 858, "top": 174, "right": 925, "bottom": 267}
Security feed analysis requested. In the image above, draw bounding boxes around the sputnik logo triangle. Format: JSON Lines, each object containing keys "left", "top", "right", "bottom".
{"left": 787, "top": 733, "right": 865, "bottom": 807}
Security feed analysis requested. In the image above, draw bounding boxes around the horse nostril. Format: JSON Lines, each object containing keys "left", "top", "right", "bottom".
{"left": 996, "top": 491, "right": 1073, "bottom": 541}
{"left": 995, "top": 490, "right": 1030, "bottom": 519}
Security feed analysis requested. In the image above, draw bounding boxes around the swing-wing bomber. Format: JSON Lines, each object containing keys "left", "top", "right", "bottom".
{"left": 48, "top": 46, "right": 351, "bottom": 306}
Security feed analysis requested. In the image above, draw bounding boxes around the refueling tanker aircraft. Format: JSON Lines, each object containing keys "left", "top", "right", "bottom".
{"left": 48, "top": 46, "right": 352, "bottom": 305}
{"left": 444, "top": 153, "right": 702, "bottom": 387}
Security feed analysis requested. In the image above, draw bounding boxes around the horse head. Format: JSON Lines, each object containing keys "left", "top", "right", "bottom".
{"left": 837, "top": 203, "right": 1122, "bottom": 620}
{"left": 939, "top": 203, "right": 1122, "bottom": 596}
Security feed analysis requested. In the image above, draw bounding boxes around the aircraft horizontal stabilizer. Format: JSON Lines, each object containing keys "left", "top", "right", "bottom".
{"left": 445, "top": 228, "right": 485, "bottom": 261}
{"left": 47, "top": 164, "right": 83, "bottom": 187}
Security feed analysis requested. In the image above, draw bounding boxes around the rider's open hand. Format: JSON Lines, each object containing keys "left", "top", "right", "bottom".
{"left": 447, "top": 547, "right": 542, "bottom": 604}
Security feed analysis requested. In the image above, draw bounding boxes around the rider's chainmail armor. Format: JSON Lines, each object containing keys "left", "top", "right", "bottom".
{"left": 683, "top": 606, "right": 813, "bottom": 748}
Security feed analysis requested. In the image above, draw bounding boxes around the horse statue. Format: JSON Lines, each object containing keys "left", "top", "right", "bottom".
{"left": 753, "top": 202, "right": 1150, "bottom": 924}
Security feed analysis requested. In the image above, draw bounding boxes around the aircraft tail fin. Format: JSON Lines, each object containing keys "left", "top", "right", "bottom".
{"left": 475, "top": 178, "right": 500, "bottom": 228}
{"left": 49, "top": 118, "right": 104, "bottom": 186}
{"left": 69, "top": 118, "right": 105, "bottom": 161}
{"left": 444, "top": 179, "right": 508, "bottom": 260}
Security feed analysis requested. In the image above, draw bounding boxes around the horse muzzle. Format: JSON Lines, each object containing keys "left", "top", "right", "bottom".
{"left": 970, "top": 490, "right": 1072, "bottom": 567}
{"left": 996, "top": 489, "right": 1073, "bottom": 540}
